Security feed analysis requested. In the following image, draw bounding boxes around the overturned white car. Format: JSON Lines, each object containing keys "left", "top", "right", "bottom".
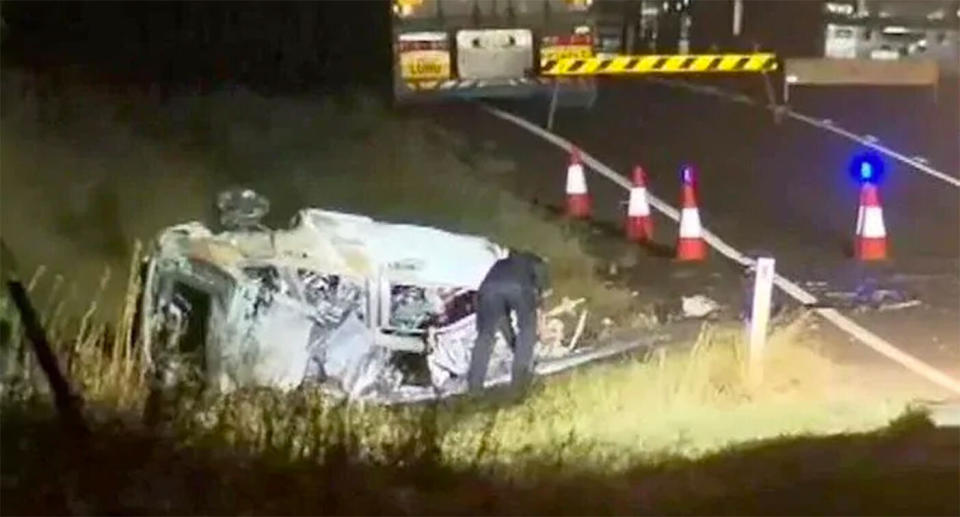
{"left": 140, "top": 189, "right": 549, "bottom": 402}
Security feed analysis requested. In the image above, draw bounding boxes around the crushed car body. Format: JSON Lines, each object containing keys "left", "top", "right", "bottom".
{"left": 140, "top": 198, "right": 543, "bottom": 403}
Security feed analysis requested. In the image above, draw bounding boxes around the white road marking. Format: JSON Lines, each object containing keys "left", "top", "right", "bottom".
{"left": 483, "top": 104, "right": 960, "bottom": 396}
{"left": 648, "top": 77, "right": 960, "bottom": 188}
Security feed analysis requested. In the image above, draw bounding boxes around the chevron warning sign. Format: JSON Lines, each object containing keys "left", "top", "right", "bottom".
{"left": 541, "top": 53, "right": 778, "bottom": 76}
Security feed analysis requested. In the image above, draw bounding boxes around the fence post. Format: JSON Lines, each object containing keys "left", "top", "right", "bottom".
{"left": 1, "top": 239, "right": 88, "bottom": 436}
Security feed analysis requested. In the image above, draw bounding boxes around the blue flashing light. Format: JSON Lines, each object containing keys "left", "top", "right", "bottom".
{"left": 849, "top": 153, "right": 885, "bottom": 185}
{"left": 681, "top": 165, "right": 695, "bottom": 184}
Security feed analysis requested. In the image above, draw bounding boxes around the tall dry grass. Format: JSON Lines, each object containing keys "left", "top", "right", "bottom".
{"left": 1, "top": 244, "right": 147, "bottom": 413}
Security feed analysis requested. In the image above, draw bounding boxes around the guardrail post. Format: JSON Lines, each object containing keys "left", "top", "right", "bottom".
{"left": 762, "top": 70, "right": 786, "bottom": 124}
{"left": 546, "top": 80, "right": 560, "bottom": 131}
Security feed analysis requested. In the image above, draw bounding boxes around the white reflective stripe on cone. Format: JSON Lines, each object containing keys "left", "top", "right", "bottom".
{"left": 679, "top": 208, "right": 702, "bottom": 238}
{"left": 628, "top": 188, "right": 651, "bottom": 216}
{"left": 855, "top": 205, "right": 865, "bottom": 234}
{"left": 861, "top": 207, "right": 886, "bottom": 238}
{"left": 566, "top": 164, "right": 587, "bottom": 194}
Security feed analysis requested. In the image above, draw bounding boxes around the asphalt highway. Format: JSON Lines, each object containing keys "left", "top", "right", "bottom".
{"left": 423, "top": 77, "right": 959, "bottom": 387}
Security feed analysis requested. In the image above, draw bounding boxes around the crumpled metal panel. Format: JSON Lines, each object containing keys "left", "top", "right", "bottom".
{"left": 425, "top": 313, "right": 513, "bottom": 391}
{"left": 310, "top": 312, "right": 398, "bottom": 399}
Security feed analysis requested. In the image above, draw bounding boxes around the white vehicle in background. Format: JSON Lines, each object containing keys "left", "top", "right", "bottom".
{"left": 820, "top": 1, "right": 959, "bottom": 73}
{"left": 824, "top": 24, "right": 860, "bottom": 59}
{"left": 391, "top": 0, "right": 603, "bottom": 107}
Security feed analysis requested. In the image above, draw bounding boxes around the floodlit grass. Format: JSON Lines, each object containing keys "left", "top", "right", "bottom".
{"left": 439, "top": 315, "right": 910, "bottom": 477}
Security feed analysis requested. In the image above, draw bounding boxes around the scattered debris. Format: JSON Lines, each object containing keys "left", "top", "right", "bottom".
{"left": 877, "top": 300, "right": 922, "bottom": 312}
{"left": 805, "top": 280, "right": 920, "bottom": 312}
{"left": 545, "top": 297, "right": 585, "bottom": 318}
{"left": 629, "top": 311, "right": 658, "bottom": 329}
{"left": 681, "top": 295, "right": 719, "bottom": 318}
{"left": 569, "top": 310, "right": 589, "bottom": 350}
{"left": 537, "top": 316, "right": 566, "bottom": 357}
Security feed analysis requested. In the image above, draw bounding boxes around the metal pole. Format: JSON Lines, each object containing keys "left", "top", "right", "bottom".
{"left": 761, "top": 71, "right": 782, "bottom": 124}
{"left": 546, "top": 80, "right": 560, "bottom": 131}
{"left": 732, "top": 0, "right": 743, "bottom": 37}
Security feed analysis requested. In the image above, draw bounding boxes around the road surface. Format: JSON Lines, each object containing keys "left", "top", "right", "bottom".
{"left": 420, "top": 77, "right": 960, "bottom": 395}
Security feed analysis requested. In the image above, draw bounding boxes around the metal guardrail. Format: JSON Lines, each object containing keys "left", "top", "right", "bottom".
{"left": 782, "top": 58, "right": 940, "bottom": 103}
{"left": 541, "top": 53, "right": 778, "bottom": 76}
{"left": 783, "top": 58, "right": 939, "bottom": 86}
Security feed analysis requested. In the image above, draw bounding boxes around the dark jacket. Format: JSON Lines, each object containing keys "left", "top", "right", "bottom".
{"left": 480, "top": 251, "right": 550, "bottom": 303}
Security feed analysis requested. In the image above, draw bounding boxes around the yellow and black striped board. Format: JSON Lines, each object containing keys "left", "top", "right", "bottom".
{"left": 541, "top": 53, "right": 778, "bottom": 76}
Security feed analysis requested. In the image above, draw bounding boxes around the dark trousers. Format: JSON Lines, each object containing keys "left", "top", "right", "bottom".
{"left": 468, "top": 282, "right": 537, "bottom": 392}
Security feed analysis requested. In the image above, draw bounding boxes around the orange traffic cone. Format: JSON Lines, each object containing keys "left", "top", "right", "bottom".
{"left": 854, "top": 183, "right": 888, "bottom": 260}
{"left": 676, "top": 165, "right": 707, "bottom": 261}
{"left": 626, "top": 165, "right": 654, "bottom": 242}
{"left": 566, "top": 147, "right": 590, "bottom": 218}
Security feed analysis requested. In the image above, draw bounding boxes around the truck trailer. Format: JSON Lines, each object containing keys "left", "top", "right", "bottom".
{"left": 391, "top": 0, "right": 605, "bottom": 106}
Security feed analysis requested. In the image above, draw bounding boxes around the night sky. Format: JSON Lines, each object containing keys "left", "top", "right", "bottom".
{"left": 1, "top": 1, "right": 392, "bottom": 95}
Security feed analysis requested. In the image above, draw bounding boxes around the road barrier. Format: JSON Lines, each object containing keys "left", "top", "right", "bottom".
{"left": 541, "top": 53, "right": 778, "bottom": 76}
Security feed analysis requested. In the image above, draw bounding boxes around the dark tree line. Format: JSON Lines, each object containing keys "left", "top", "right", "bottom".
{"left": 1, "top": 1, "right": 392, "bottom": 95}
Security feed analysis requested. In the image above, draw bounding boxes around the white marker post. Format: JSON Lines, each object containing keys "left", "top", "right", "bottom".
{"left": 749, "top": 257, "right": 776, "bottom": 386}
